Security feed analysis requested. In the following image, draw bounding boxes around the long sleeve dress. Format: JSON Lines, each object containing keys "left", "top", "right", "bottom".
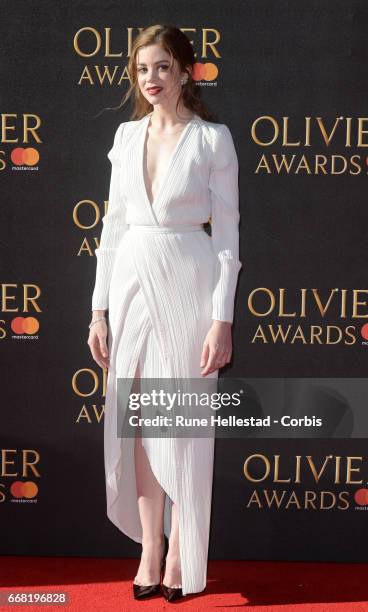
{"left": 91, "top": 111, "right": 242, "bottom": 596}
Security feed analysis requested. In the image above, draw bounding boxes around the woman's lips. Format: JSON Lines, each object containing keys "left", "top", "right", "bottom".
{"left": 147, "top": 87, "right": 162, "bottom": 95}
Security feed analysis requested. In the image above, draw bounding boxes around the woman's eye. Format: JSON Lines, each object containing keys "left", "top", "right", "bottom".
{"left": 138, "top": 65, "right": 168, "bottom": 73}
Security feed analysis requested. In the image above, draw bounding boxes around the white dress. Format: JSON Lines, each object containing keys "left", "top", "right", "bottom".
{"left": 91, "top": 111, "right": 242, "bottom": 595}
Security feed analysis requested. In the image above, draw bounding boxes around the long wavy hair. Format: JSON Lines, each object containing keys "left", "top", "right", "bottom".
{"left": 97, "top": 24, "right": 218, "bottom": 123}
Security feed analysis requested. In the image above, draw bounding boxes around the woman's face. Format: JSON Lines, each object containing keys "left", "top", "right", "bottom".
{"left": 136, "top": 43, "right": 187, "bottom": 107}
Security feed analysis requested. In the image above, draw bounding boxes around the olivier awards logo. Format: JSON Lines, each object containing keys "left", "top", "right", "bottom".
{"left": 0, "top": 284, "right": 42, "bottom": 340}
{"left": 247, "top": 287, "right": 368, "bottom": 348}
{"left": 0, "top": 449, "right": 40, "bottom": 504}
{"left": 72, "top": 367, "right": 107, "bottom": 424}
{"left": 252, "top": 116, "right": 368, "bottom": 175}
{"left": 243, "top": 453, "right": 368, "bottom": 511}
{"left": 73, "top": 27, "right": 221, "bottom": 87}
{"left": 72, "top": 197, "right": 108, "bottom": 259}
{"left": 0, "top": 113, "right": 42, "bottom": 172}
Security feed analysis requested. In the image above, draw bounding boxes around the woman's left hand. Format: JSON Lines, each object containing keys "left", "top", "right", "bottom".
{"left": 200, "top": 320, "right": 232, "bottom": 376}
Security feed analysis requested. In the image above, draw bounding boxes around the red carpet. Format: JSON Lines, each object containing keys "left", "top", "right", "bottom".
{"left": 1, "top": 556, "right": 368, "bottom": 610}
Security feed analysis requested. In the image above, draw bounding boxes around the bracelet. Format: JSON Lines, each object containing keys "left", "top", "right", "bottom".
{"left": 88, "top": 316, "right": 106, "bottom": 329}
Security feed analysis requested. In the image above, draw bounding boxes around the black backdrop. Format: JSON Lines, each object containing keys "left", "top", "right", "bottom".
{"left": 1, "top": 0, "right": 368, "bottom": 562}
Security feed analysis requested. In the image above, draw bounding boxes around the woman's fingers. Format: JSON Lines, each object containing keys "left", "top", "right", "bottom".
{"left": 88, "top": 325, "right": 109, "bottom": 370}
{"left": 201, "top": 348, "right": 227, "bottom": 376}
{"left": 92, "top": 340, "right": 108, "bottom": 369}
{"left": 99, "top": 334, "right": 109, "bottom": 359}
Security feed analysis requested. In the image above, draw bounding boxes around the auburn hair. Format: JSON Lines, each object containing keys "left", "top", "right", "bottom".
{"left": 99, "top": 24, "right": 218, "bottom": 122}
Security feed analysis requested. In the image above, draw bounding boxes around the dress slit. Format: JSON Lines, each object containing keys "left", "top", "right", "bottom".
{"left": 128, "top": 330, "right": 185, "bottom": 588}
{"left": 126, "top": 323, "right": 212, "bottom": 595}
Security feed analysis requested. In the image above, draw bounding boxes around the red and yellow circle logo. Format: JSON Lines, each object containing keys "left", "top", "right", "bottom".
{"left": 11, "top": 148, "right": 39, "bottom": 166}
{"left": 11, "top": 317, "right": 40, "bottom": 334}
{"left": 10, "top": 481, "right": 39, "bottom": 499}
{"left": 192, "top": 63, "right": 218, "bottom": 82}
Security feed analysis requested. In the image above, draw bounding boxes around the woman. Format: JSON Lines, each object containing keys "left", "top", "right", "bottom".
{"left": 88, "top": 24, "right": 242, "bottom": 602}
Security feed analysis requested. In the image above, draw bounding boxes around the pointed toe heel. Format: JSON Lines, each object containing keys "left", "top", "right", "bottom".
{"left": 132, "top": 535, "right": 169, "bottom": 600}
{"left": 160, "top": 535, "right": 185, "bottom": 601}
{"left": 133, "top": 582, "right": 161, "bottom": 599}
{"left": 161, "top": 582, "right": 184, "bottom": 602}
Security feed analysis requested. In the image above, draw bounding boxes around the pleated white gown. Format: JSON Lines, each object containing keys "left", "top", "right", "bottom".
{"left": 91, "top": 112, "right": 242, "bottom": 595}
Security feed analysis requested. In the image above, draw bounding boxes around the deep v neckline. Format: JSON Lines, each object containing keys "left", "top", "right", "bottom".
{"left": 140, "top": 112, "right": 197, "bottom": 212}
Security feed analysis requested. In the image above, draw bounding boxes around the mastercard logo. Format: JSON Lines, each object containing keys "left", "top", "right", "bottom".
{"left": 11, "top": 317, "right": 40, "bottom": 334}
{"left": 10, "top": 481, "right": 38, "bottom": 499}
{"left": 361, "top": 323, "right": 368, "bottom": 340}
{"left": 11, "top": 147, "right": 39, "bottom": 166}
{"left": 192, "top": 63, "right": 218, "bottom": 82}
{"left": 354, "top": 488, "right": 368, "bottom": 506}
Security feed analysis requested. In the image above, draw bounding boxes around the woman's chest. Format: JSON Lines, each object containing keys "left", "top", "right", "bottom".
{"left": 120, "top": 122, "right": 211, "bottom": 208}
{"left": 143, "top": 130, "right": 185, "bottom": 206}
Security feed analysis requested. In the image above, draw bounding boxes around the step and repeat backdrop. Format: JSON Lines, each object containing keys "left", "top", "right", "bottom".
{"left": 2, "top": 0, "right": 368, "bottom": 562}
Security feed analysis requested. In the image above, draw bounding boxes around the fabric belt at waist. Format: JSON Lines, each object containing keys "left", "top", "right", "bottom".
{"left": 128, "top": 223, "right": 204, "bottom": 234}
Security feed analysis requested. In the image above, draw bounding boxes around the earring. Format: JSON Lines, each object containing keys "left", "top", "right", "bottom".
{"left": 180, "top": 76, "right": 188, "bottom": 86}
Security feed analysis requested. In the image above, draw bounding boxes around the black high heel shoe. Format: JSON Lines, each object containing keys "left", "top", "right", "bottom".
{"left": 161, "top": 582, "right": 184, "bottom": 602}
{"left": 160, "top": 545, "right": 184, "bottom": 602}
{"left": 133, "top": 535, "right": 169, "bottom": 600}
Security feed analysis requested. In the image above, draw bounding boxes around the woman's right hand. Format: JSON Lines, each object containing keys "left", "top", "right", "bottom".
{"left": 88, "top": 319, "right": 109, "bottom": 370}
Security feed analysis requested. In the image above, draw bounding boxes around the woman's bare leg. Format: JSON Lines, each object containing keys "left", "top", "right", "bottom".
{"left": 163, "top": 502, "right": 182, "bottom": 588}
{"left": 133, "top": 361, "right": 166, "bottom": 586}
